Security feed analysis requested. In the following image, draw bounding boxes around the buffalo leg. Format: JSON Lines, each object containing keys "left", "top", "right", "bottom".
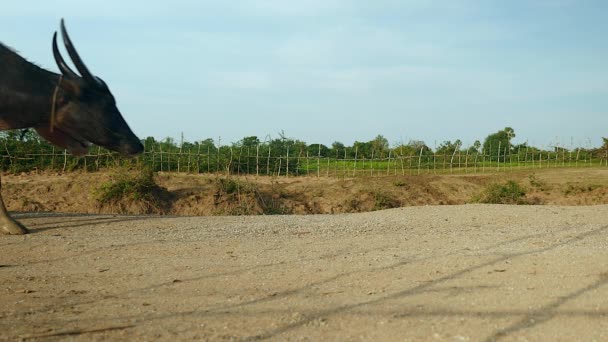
{"left": 0, "top": 175, "right": 28, "bottom": 235}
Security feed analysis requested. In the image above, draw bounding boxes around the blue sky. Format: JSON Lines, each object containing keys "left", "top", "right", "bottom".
{"left": 2, "top": 1, "right": 607, "bottom": 148}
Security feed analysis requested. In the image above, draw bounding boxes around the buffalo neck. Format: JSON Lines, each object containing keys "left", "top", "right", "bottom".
{"left": 0, "top": 43, "right": 60, "bottom": 130}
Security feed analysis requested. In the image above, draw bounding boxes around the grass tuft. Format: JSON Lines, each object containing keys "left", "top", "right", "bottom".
{"left": 474, "top": 180, "right": 528, "bottom": 204}
{"left": 94, "top": 167, "right": 170, "bottom": 214}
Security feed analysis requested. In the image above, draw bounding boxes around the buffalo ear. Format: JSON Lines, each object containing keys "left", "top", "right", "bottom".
{"left": 57, "top": 77, "right": 81, "bottom": 97}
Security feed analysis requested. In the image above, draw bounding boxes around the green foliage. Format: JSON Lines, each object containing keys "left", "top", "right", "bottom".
{"left": 0, "top": 127, "right": 604, "bottom": 178}
{"left": 371, "top": 135, "right": 389, "bottom": 157}
{"left": 307, "top": 144, "right": 330, "bottom": 157}
{"left": 239, "top": 136, "right": 260, "bottom": 147}
{"left": 475, "top": 180, "right": 527, "bottom": 204}
{"left": 373, "top": 191, "right": 399, "bottom": 211}
{"left": 215, "top": 177, "right": 256, "bottom": 195}
{"left": 436, "top": 140, "right": 462, "bottom": 155}
{"left": 393, "top": 180, "right": 407, "bottom": 187}
{"left": 482, "top": 127, "right": 516, "bottom": 158}
{"left": 94, "top": 167, "right": 168, "bottom": 213}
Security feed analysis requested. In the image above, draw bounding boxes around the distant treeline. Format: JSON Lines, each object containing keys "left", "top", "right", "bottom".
{"left": 0, "top": 127, "right": 606, "bottom": 176}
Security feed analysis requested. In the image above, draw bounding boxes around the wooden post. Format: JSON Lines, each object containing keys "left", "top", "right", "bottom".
{"left": 334, "top": 149, "right": 338, "bottom": 177}
{"left": 400, "top": 146, "right": 405, "bottom": 176}
{"left": 178, "top": 132, "right": 183, "bottom": 173}
{"left": 286, "top": 146, "right": 290, "bottom": 177}
{"left": 306, "top": 148, "right": 310, "bottom": 177}
{"left": 344, "top": 148, "right": 348, "bottom": 178}
{"left": 267, "top": 145, "right": 271, "bottom": 176}
{"left": 63, "top": 150, "right": 67, "bottom": 172}
{"left": 196, "top": 143, "right": 201, "bottom": 173}
{"left": 217, "top": 137, "right": 222, "bottom": 176}
{"left": 187, "top": 147, "right": 192, "bottom": 173}
{"left": 317, "top": 144, "right": 321, "bottom": 178}
{"left": 237, "top": 146, "right": 243, "bottom": 176}
{"left": 256, "top": 143, "right": 260, "bottom": 177}
{"left": 464, "top": 147, "right": 469, "bottom": 173}
{"left": 362, "top": 156, "right": 366, "bottom": 176}
{"left": 496, "top": 141, "right": 501, "bottom": 172}
{"left": 353, "top": 146, "right": 358, "bottom": 177}
{"left": 474, "top": 151, "right": 478, "bottom": 174}
{"left": 228, "top": 147, "right": 233, "bottom": 175}
{"left": 159, "top": 142, "right": 163, "bottom": 172}
{"left": 246, "top": 146, "right": 250, "bottom": 174}
{"left": 418, "top": 146, "right": 423, "bottom": 175}
{"left": 370, "top": 150, "right": 374, "bottom": 177}
{"left": 297, "top": 149, "right": 302, "bottom": 176}
{"left": 450, "top": 143, "right": 459, "bottom": 174}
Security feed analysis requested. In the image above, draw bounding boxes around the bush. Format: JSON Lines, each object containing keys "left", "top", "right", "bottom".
{"left": 373, "top": 191, "right": 400, "bottom": 211}
{"left": 94, "top": 167, "right": 170, "bottom": 214}
{"left": 475, "top": 180, "right": 527, "bottom": 204}
{"left": 212, "top": 177, "right": 265, "bottom": 215}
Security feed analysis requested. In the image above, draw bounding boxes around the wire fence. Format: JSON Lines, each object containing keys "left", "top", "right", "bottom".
{"left": 2, "top": 138, "right": 607, "bottom": 177}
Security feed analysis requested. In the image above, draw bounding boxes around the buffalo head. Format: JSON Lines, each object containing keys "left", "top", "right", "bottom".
{"left": 37, "top": 19, "right": 143, "bottom": 157}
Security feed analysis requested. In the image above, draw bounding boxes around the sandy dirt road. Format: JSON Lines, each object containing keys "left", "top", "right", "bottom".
{"left": 1, "top": 204, "right": 608, "bottom": 341}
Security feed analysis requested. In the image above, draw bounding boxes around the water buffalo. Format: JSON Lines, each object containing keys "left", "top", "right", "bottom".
{"left": 0, "top": 19, "right": 143, "bottom": 234}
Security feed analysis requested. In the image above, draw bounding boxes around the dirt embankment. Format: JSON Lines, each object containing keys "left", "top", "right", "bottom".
{"left": 2, "top": 168, "right": 608, "bottom": 216}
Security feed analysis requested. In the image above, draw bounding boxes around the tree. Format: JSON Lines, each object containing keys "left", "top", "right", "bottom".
{"left": 468, "top": 140, "right": 481, "bottom": 154}
{"left": 307, "top": 144, "right": 329, "bottom": 157}
{"left": 436, "top": 140, "right": 461, "bottom": 155}
{"left": 240, "top": 136, "right": 260, "bottom": 148}
{"left": 407, "top": 140, "right": 431, "bottom": 153}
{"left": 353, "top": 141, "right": 373, "bottom": 158}
{"left": 483, "top": 127, "right": 516, "bottom": 157}
{"left": 331, "top": 141, "right": 345, "bottom": 158}
{"left": 371, "top": 135, "right": 389, "bottom": 157}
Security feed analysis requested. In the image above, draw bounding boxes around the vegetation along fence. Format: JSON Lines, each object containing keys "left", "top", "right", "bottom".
{"left": 1, "top": 129, "right": 607, "bottom": 177}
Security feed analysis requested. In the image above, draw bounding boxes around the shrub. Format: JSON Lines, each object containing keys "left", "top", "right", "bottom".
{"left": 212, "top": 177, "right": 266, "bottom": 215}
{"left": 476, "top": 180, "right": 527, "bottom": 204}
{"left": 393, "top": 180, "right": 407, "bottom": 187}
{"left": 94, "top": 167, "right": 170, "bottom": 214}
{"left": 373, "top": 191, "right": 399, "bottom": 211}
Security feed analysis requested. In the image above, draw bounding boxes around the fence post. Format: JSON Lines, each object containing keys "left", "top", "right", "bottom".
{"left": 245, "top": 146, "right": 250, "bottom": 174}
{"left": 417, "top": 147, "right": 423, "bottom": 175}
{"left": 256, "top": 143, "right": 260, "bottom": 177}
{"left": 178, "top": 133, "right": 183, "bottom": 173}
{"left": 353, "top": 147, "right": 358, "bottom": 177}
{"left": 317, "top": 145, "right": 320, "bottom": 178}
{"left": 496, "top": 141, "right": 501, "bottom": 172}
{"left": 450, "top": 143, "right": 459, "bottom": 174}
{"left": 267, "top": 145, "right": 271, "bottom": 176}
{"left": 344, "top": 148, "right": 348, "bottom": 178}
{"left": 306, "top": 151, "right": 310, "bottom": 177}
{"left": 370, "top": 150, "right": 375, "bottom": 177}
{"left": 286, "top": 146, "right": 290, "bottom": 177}
{"left": 400, "top": 146, "right": 405, "bottom": 176}
{"left": 62, "top": 150, "right": 67, "bottom": 172}
{"left": 474, "top": 152, "right": 478, "bottom": 173}
{"left": 228, "top": 147, "right": 233, "bottom": 175}
{"left": 196, "top": 143, "right": 201, "bottom": 173}
{"left": 187, "top": 147, "right": 192, "bottom": 173}
{"left": 207, "top": 145, "right": 211, "bottom": 174}
{"left": 464, "top": 148, "right": 469, "bottom": 173}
